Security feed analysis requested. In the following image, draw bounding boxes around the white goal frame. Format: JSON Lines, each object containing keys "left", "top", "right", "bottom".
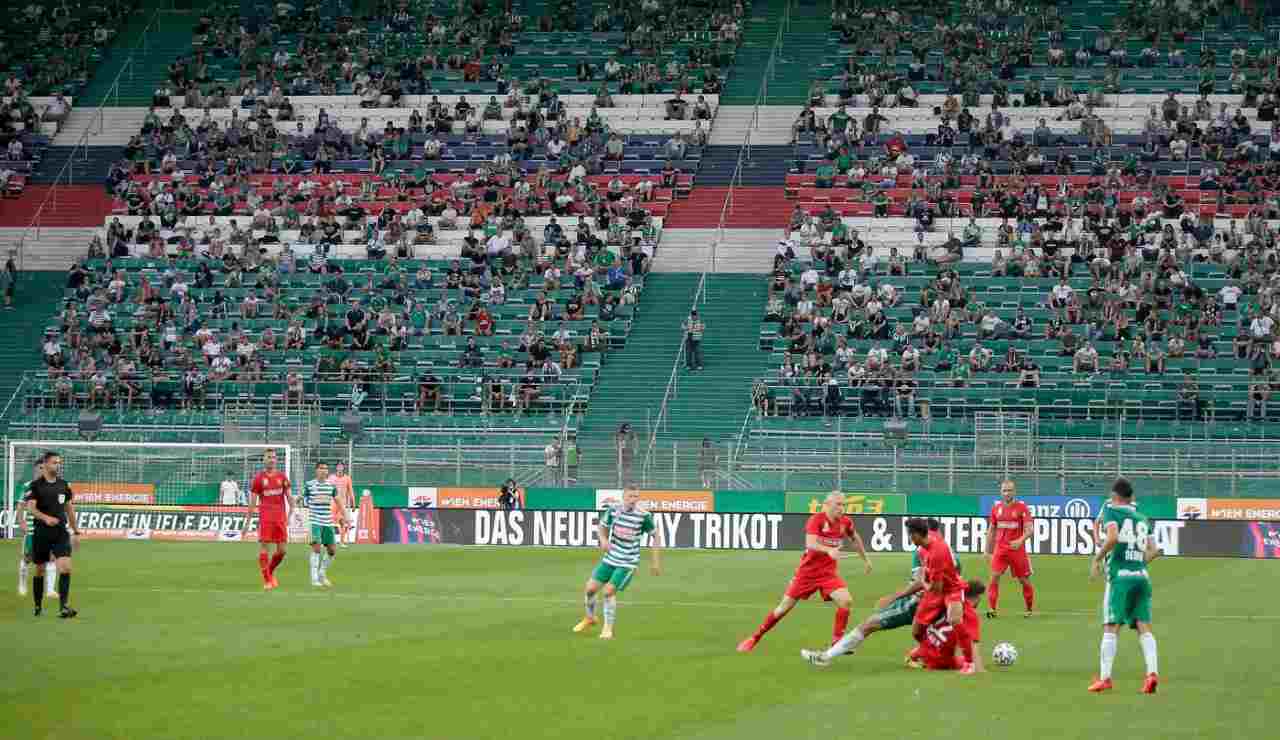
{"left": 4, "top": 440, "right": 294, "bottom": 538}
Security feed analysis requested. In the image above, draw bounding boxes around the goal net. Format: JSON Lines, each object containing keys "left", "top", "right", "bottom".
{"left": 4, "top": 441, "right": 297, "bottom": 542}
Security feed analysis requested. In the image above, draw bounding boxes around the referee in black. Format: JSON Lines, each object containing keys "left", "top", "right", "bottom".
{"left": 24, "top": 451, "right": 77, "bottom": 618}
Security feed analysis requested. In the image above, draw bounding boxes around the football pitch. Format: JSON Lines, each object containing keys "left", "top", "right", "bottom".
{"left": 4, "top": 542, "right": 1275, "bottom": 740}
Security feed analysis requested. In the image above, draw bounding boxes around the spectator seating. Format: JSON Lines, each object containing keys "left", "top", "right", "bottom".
{"left": 28, "top": 240, "right": 646, "bottom": 427}
{"left": 815, "top": 3, "right": 1280, "bottom": 97}
{"left": 752, "top": 255, "right": 1273, "bottom": 433}
{"left": 1, "top": 1, "right": 126, "bottom": 96}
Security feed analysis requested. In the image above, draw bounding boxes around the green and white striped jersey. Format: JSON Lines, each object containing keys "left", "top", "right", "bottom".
{"left": 302, "top": 479, "right": 337, "bottom": 527}
{"left": 601, "top": 505, "right": 656, "bottom": 568}
{"left": 21, "top": 480, "right": 34, "bottom": 531}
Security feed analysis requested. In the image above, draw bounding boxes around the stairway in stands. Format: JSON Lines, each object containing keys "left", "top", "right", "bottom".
{"left": 720, "top": 0, "right": 786, "bottom": 104}
{"left": 765, "top": 0, "right": 834, "bottom": 105}
{"left": 27, "top": 146, "right": 123, "bottom": 186}
{"left": 79, "top": 7, "right": 196, "bottom": 106}
{"left": 576, "top": 273, "right": 700, "bottom": 482}
{"left": 665, "top": 186, "right": 792, "bottom": 228}
{"left": 0, "top": 272, "right": 63, "bottom": 425}
{"left": 0, "top": 186, "right": 115, "bottom": 228}
{"left": 659, "top": 274, "right": 770, "bottom": 443}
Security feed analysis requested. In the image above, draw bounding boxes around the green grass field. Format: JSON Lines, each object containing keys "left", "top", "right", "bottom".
{"left": 3, "top": 542, "right": 1276, "bottom": 740}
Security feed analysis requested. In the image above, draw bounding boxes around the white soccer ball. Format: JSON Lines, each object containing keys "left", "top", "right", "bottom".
{"left": 362, "top": 489, "right": 371, "bottom": 496}
{"left": 992, "top": 642, "right": 1018, "bottom": 667}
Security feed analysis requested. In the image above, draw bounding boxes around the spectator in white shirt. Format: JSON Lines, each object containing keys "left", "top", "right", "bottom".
{"left": 1074, "top": 343, "right": 1100, "bottom": 373}
{"left": 1049, "top": 277, "right": 1074, "bottom": 309}
{"left": 1218, "top": 282, "right": 1242, "bottom": 310}
{"left": 1250, "top": 313, "right": 1275, "bottom": 340}
{"left": 486, "top": 232, "right": 510, "bottom": 256}
{"left": 220, "top": 473, "right": 243, "bottom": 505}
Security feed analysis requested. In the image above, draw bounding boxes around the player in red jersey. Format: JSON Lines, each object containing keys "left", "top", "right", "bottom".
{"left": 737, "top": 492, "right": 871, "bottom": 652}
{"left": 985, "top": 479, "right": 1036, "bottom": 618}
{"left": 909, "top": 517, "right": 965, "bottom": 644}
{"left": 907, "top": 579, "right": 986, "bottom": 674}
{"left": 246, "top": 450, "right": 292, "bottom": 590}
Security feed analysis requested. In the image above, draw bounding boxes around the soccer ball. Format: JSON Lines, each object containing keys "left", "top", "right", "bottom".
{"left": 992, "top": 642, "right": 1018, "bottom": 667}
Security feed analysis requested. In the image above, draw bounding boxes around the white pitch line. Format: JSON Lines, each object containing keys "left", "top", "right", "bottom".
{"left": 77, "top": 587, "right": 1280, "bottom": 619}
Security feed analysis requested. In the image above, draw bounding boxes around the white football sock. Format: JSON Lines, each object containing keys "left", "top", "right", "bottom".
{"left": 603, "top": 596, "right": 617, "bottom": 627}
{"left": 309, "top": 552, "right": 320, "bottom": 582}
{"left": 584, "top": 592, "right": 597, "bottom": 618}
{"left": 1139, "top": 632, "right": 1158, "bottom": 675}
{"left": 826, "top": 626, "right": 866, "bottom": 660}
{"left": 319, "top": 553, "right": 331, "bottom": 578}
{"left": 18, "top": 560, "right": 28, "bottom": 590}
{"left": 1100, "top": 632, "right": 1118, "bottom": 680}
{"left": 44, "top": 563, "right": 57, "bottom": 594}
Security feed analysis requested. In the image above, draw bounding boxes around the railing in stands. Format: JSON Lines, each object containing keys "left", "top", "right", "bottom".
{"left": 639, "top": 270, "right": 707, "bottom": 481}
{"left": 14, "top": 8, "right": 161, "bottom": 271}
{"left": 639, "top": 5, "right": 791, "bottom": 479}
{"left": 732, "top": 423, "right": 1280, "bottom": 495}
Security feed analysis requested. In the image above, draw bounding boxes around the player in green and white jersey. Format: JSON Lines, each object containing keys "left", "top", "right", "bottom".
{"left": 572, "top": 490, "right": 663, "bottom": 640}
{"left": 17, "top": 460, "right": 57, "bottom": 598}
{"left": 1089, "top": 477, "right": 1162, "bottom": 694}
{"left": 299, "top": 462, "right": 347, "bottom": 588}
{"left": 803, "top": 518, "right": 960, "bottom": 667}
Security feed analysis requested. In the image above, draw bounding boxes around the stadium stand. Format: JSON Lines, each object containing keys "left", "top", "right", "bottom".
{"left": 8, "top": 0, "right": 1280, "bottom": 493}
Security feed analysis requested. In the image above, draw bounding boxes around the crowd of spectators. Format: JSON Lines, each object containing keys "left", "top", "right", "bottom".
{"left": 761, "top": 196, "right": 1280, "bottom": 422}
{"left": 3, "top": 1, "right": 132, "bottom": 97}
{"left": 154, "top": 0, "right": 742, "bottom": 106}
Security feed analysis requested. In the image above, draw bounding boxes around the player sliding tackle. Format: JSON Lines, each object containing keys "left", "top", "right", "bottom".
{"left": 1089, "top": 477, "right": 1162, "bottom": 694}
{"left": 905, "top": 579, "right": 986, "bottom": 673}
{"left": 802, "top": 518, "right": 957, "bottom": 667}
{"left": 738, "top": 492, "right": 871, "bottom": 653}
{"left": 572, "top": 490, "right": 662, "bottom": 640}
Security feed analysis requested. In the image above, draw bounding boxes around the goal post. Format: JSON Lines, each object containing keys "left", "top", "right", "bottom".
{"left": 4, "top": 441, "right": 294, "bottom": 540}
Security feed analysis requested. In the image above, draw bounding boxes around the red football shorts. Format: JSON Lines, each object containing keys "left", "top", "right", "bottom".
{"left": 912, "top": 643, "right": 963, "bottom": 671}
{"left": 259, "top": 519, "right": 288, "bottom": 544}
{"left": 785, "top": 570, "right": 847, "bottom": 601}
{"left": 914, "top": 587, "right": 967, "bottom": 625}
{"left": 991, "top": 547, "right": 1033, "bottom": 578}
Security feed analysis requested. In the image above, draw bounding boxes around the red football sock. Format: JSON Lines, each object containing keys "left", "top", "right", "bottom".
{"left": 257, "top": 552, "right": 270, "bottom": 581}
{"left": 268, "top": 552, "right": 285, "bottom": 574}
{"left": 833, "top": 608, "right": 851, "bottom": 642}
{"left": 987, "top": 580, "right": 1000, "bottom": 611}
{"left": 958, "top": 623, "right": 975, "bottom": 665}
{"left": 1022, "top": 581, "right": 1035, "bottom": 611}
{"left": 752, "top": 611, "right": 783, "bottom": 641}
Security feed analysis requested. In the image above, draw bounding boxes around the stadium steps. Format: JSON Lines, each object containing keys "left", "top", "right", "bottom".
{"left": 54, "top": 108, "right": 151, "bottom": 147}
{"left": 79, "top": 8, "right": 196, "bottom": 107}
{"left": 26, "top": 146, "right": 124, "bottom": 186}
{"left": 765, "top": 7, "right": 832, "bottom": 106}
{"left": 707, "top": 106, "right": 755, "bottom": 146}
{"left": 0, "top": 186, "right": 115, "bottom": 229}
{"left": 658, "top": 273, "right": 770, "bottom": 443}
{"left": 666, "top": 186, "right": 792, "bottom": 229}
{"left": 0, "top": 227, "right": 98, "bottom": 270}
{"left": 651, "top": 227, "right": 785, "bottom": 273}
{"left": 719, "top": 0, "right": 786, "bottom": 104}
{"left": 0, "top": 271, "right": 65, "bottom": 425}
{"left": 575, "top": 273, "right": 701, "bottom": 482}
